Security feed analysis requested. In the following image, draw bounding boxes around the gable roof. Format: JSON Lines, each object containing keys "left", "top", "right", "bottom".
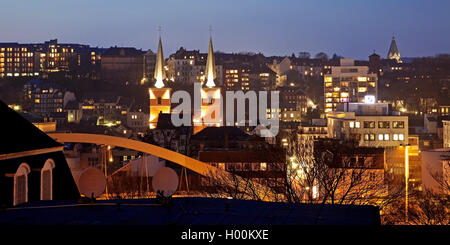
{"left": 191, "top": 126, "right": 250, "bottom": 141}
{"left": 0, "top": 100, "right": 62, "bottom": 155}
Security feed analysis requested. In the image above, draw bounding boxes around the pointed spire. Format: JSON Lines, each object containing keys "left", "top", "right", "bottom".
{"left": 154, "top": 28, "right": 166, "bottom": 88}
{"left": 205, "top": 27, "right": 216, "bottom": 88}
{"left": 387, "top": 35, "right": 401, "bottom": 62}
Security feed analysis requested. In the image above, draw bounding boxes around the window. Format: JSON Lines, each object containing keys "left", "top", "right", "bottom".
{"left": 349, "top": 121, "right": 355, "bottom": 128}
{"left": 41, "top": 159, "right": 55, "bottom": 201}
{"left": 157, "top": 97, "right": 162, "bottom": 105}
{"left": 363, "top": 121, "right": 375, "bottom": 128}
{"left": 378, "top": 121, "right": 390, "bottom": 128}
{"left": 384, "top": 134, "right": 389, "bottom": 140}
{"left": 393, "top": 134, "right": 399, "bottom": 141}
{"left": 358, "top": 87, "right": 367, "bottom": 92}
{"left": 260, "top": 162, "right": 267, "bottom": 171}
{"left": 378, "top": 134, "right": 384, "bottom": 141}
{"left": 14, "top": 163, "right": 31, "bottom": 206}
{"left": 355, "top": 121, "right": 360, "bottom": 128}
{"left": 393, "top": 121, "right": 405, "bottom": 128}
{"left": 399, "top": 134, "right": 404, "bottom": 141}
{"left": 364, "top": 134, "right": 375, "bottom": 141}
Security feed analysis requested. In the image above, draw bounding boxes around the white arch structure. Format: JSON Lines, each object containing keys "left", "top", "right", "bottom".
{"left": 48, "top": 133, "right": 273, "bottom": 201}
{"left": 48, "top": 133, "right": 221, "bottom": 177}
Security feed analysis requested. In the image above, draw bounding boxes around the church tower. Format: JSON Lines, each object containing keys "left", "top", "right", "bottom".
{"left": 149, "top": 33, "right": 171, "bottom": 129}
{"left": 387, "top": 35, "right": 401, "bottom": 63}
{"left": 193, "top": 31, "right": 222, "bottom": 134}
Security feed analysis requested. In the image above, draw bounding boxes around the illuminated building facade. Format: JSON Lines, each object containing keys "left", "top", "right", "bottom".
{"left": 327, "top": 103, "right": 408, "bottom": 148}
{"left": 279, "top": 87, "right": 308, "bottom": 122}
{"left": 0, "top": 43, "right": 39, "bottom": 77}
{"left": 324, "top": 58, "right": 378, "bottom": 112}
{"left": 223, "top": 64, "right": 250, "bottom": 91}
{"left": 0, "top": 39, "right": 99, "bottom": 78}
{"left": 149, "top": 36, "right": 171, "bottom": 129}
{"left": 166, "top": 47, "right": 223, "bottom": 86}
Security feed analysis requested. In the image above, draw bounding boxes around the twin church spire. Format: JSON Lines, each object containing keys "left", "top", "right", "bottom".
{"left": 152, "top": 28, "right": 216, "bottom": 88}
{"left": 154, "top": 35, "right": 166, "bottom": 88}
{"left": 205, "top": 35, "right": 216, "bottom": 88}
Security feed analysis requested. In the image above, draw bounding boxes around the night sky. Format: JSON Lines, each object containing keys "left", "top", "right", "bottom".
{"left": 2, "top": 0, "right": 449, "bottom": 59}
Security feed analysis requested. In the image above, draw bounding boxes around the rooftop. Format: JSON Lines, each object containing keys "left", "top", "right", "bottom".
{"left": 0, "top": 197, "right": 380, "bottom": 225}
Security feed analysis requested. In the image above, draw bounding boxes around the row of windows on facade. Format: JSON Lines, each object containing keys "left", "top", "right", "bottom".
{"left": 362, "top": 133, "right": 405, "bottom": 141}
{"left": 209, "top": 162, "right": 270, "bottom": 171}
{"left": 349, "top": 121, "right": 405, "bottom": 129}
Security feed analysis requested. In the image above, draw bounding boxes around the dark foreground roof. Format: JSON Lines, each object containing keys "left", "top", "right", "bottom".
{"left": 0, "top": 100, "right": 62, "bottom": 155}
{"left": 0, "top": 197, "right": 380, "bottom": 225}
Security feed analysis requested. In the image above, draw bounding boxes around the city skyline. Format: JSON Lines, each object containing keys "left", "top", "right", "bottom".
{"left": 1, "top": 0, "right": 449, "bottom": 59}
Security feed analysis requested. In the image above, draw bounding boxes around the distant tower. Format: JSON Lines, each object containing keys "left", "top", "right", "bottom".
{"left": 387, "top": 35, "right": 401, "bottom": 63}
{"left": 149, "top": 30, "right": 171, "bottom": 129}
{"left": 193, "top": 28, "right": 222, "bottom": 134}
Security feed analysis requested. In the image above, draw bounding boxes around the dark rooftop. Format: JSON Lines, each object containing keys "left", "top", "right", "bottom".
{"left": 192, "top": 126, "right": 250, "bottom": 141}
{"left": 0, "top": 197, "right": 380, "bottom": 225}
{"left": 0, "top": 100, "right": 62, "bottom": 155}
{"left": 102, "top": 47, "right": 143, "bottom": 57}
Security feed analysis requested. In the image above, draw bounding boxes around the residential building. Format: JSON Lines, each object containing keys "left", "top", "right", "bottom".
{"left": 324, "top": 58, "right": 378, "bottom": 112}
{"left": 443, "top": 120, "right": 450, "bottom": 147}
{"left": 421, "top": 148, "right": 450, "bottom": 194}
{"left": 327, "top": 103, "right": 408, "bottom": 148}
{"left": 279, "top": 87, "right": 308, "bottom": 122}
{"left": 100, "top": 47, "right": 144, "bottom": 84}
{"left": 0, "top": 43, "right": 39, "bottom": 77}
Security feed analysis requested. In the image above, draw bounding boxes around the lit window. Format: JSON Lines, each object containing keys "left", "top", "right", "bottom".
{"left": 393, "top": 134, "right": 399, "bottom": 141}
{"left": 384, "top": 134, "right": 389, "bottom": 140}
{"left": 355, "top": 122, "right": 360, "bottom": 128}
{"left": 378, "top": 134, "right": 384, "bottom": 141}
{"left": 358, "top": 77, "right": 367, "bottom": 82}
{"left": 260, "top": 162, "right": 267, "bottom": 171}
{"left": 399, "top": 134, "right": 404, "bottom": 141}
{"left": 358, "top": 87, "right": 367, "bottom": 92}
{"left": 349, "top": 121, "right": 355, "bottom": 128}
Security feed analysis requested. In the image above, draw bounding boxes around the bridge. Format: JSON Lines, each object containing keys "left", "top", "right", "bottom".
{"left": 48, "top": 133, "right": 273, "bottom": 200}
{"left": 48, "top": 133, "right": 220, "bottom": 177}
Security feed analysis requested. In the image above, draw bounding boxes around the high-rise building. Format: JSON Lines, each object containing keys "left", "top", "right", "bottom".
{"left": 149, "top": 36, "right": 171, "bottom": 129}
{"left": 324, "top": 58, "right": 378, "bottom": 112}
{"left": 0, "top": 44, "right": 40, "bottom": 78}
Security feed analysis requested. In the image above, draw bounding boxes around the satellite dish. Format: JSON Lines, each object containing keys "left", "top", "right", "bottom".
{"left": 152, "top": 167, "right": 178, "bottom": 197}
{"left": 78, "top": 167, "right": 106, "bottom": 198}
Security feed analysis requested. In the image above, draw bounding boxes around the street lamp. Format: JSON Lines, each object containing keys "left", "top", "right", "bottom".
{"left": 400, "top": 143, "right": 410, "bottom": 223}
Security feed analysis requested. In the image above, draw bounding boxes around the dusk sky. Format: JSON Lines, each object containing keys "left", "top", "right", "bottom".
{"left": 2, "top": 0, "right": 449, "bottom": 59}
